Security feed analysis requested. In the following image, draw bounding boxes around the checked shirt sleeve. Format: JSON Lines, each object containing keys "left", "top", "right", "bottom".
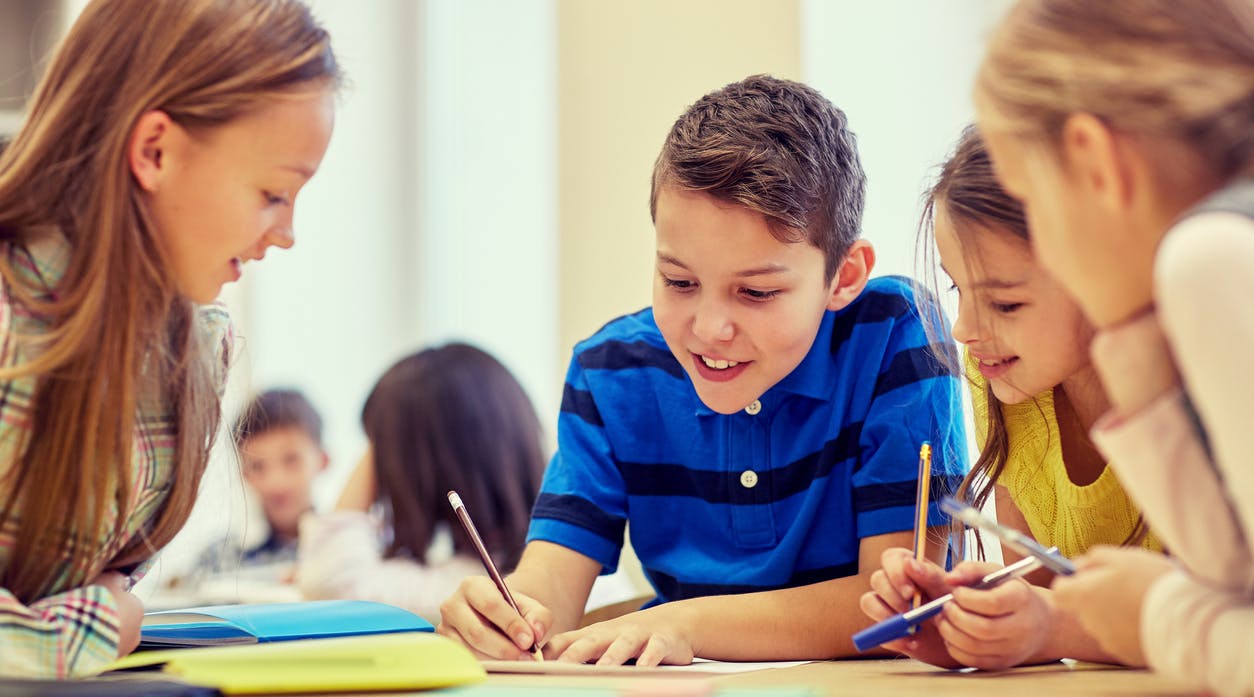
{"left": 0, "top": 582, "right": 122, "bottom": 678}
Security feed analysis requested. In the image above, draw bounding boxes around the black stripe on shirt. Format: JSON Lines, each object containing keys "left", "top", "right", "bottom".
{"left": 560, "top": 384, "right": 603, "bottom": 427}
{"left": 829, "top": 288, "right": 915, "bottom": 352}
{"left": 577, "top": 340, "right": 684, "bottom": 380}
{"left": 618, "top": 421, "right": 863, "bottom": 503}
{"left": 872, "top": 343, "right": 957, "bottom": 400}
{"left": 531, "top": 492, "right": 626, "bottom": 546}
{"left": 853, "top": 473, "right": 966, "bottom": 515}
{"left": 646, "top": 561, "right": 861, "bottom": 602}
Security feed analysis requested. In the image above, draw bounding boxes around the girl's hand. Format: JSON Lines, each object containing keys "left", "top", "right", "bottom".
{"left": 542, "top": 606, "right": 694, "bottom": 667}
{"left": 1051, "top": 546, "right": 1175, "bottom": 667}
{"left": 859, "top": 547, "right": 963, "bottom": 668}
{"left": 93, "top": 571, "right": 143, "bottom": 656}
{"left": 933, "top": 561, "right": 1052, "bottom": 671}
{"left": 437, "top": 575, "right": 552, "bottom": 660}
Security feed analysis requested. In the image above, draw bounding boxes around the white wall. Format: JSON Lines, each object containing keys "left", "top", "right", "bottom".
{"left": 148, "top": 0, "right": 561, "bottom": 584}
{"left": 801, "top": 0, "right": 1014, "bottom": 281}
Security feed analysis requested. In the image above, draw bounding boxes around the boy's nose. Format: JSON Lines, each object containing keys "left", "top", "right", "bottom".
{"left": 692, "top": 299, "right": 735, "bottom": 344}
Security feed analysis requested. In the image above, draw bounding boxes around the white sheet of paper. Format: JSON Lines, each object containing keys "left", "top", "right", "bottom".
{"left": 480, "top": 657, "right": 812, "bottom": 676}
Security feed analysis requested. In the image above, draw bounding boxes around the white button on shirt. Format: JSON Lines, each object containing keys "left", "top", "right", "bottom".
{"left": 744, "top": 399, "right": 762, "bottom": 415}
{"left": 740, "top": 470, "right": 759, "bottom": 488}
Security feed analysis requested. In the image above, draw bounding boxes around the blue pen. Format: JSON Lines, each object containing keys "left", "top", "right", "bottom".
{"left": 853, "top": 554, "right": 1044, "bottom": 652}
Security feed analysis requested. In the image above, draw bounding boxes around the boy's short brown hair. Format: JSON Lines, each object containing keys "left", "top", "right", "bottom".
{"left": 650, "top": 74, "right": 866, "bottom": 282}
{"left": 232, "top": 389, "right": 323, "bottom": 449}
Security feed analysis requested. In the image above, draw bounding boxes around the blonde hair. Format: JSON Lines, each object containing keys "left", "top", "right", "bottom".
{"left": 977, "top": 0, "right": 1254, "bottom": 180}
{"left": 0, "top": 0, "right": 339, "bottom": 603}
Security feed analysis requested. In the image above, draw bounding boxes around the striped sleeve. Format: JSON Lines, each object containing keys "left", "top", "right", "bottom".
{"left": 851, "top": 285, "right": 968, "bottom": 538}
{"left": 0, "top": 583, "right": 121, "bottom": 678}
{"left": 526, "top": 349, "right": 628, "bottom": 573}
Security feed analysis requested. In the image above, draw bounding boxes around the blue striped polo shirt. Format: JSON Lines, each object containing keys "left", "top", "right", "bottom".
{"left": 528, "top": 275, "right": 968, "bottom": 604}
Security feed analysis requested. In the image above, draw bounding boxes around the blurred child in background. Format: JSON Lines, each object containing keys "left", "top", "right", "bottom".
{"left": 298, "top": 343, "right": 546, "bottom": 624}
{"left": 191, "top": 389, "right": 328, "bottom": 587}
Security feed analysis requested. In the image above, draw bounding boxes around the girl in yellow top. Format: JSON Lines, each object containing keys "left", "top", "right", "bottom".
{"left": 861, "top": 127, "right": 1159, "bottom": 670}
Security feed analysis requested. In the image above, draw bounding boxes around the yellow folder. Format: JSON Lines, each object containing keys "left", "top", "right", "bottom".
{"left": 106, "top": 631, "right": 486, "bottom": 694}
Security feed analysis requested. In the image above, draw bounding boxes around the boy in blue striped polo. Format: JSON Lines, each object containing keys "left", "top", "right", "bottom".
{"left": 438, "top": 74, "right": 967, "bottom": 664}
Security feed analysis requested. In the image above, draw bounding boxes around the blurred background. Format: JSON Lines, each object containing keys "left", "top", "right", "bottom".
{"left": 1, "top": 0, "right": 1010, "bottom": 589}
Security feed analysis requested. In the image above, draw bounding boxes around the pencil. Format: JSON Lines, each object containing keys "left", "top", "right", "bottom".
{"left": 911, "top": 442, "right": 932, "bottom": 609}
{"left": 447, "top": 490, "right": 544, "bottom": 661}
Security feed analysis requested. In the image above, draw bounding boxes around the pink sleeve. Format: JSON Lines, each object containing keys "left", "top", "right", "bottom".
{"left": 1093, "top": 391, "right": 1251, "bottom": 586}
{"left": 1142, "top": 569, "right": 1254, "bottom": 697}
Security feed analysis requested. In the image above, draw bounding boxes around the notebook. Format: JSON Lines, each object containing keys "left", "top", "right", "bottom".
{"left": 138, "top": 599, "right": 432, "bottom": 648}
{"left": 107, "top": 632, "right": 485, "bottom": 694}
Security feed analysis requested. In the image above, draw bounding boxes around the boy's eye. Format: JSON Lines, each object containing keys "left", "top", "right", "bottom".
{"left": 992, "top": 302, "right": 1023, "bottom": 314}
{"left": 741, "top": 288, "right": 781, "bottom": 301}
{"left": 662, "top": 276, "right": 695, "bottom": 291}
{"left": 262, "top": 191, "right": 290, "bottom": 206}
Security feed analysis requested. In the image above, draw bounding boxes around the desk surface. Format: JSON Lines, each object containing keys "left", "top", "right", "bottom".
{"left": 460, "top": 658, "right": 1196, "bottom": 697}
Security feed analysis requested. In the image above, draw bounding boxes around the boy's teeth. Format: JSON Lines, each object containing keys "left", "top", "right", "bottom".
{"left": 701, "top": 355, "right": 739, "bottom": 370}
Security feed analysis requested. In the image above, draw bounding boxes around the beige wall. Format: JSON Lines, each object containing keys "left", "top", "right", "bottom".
{"left": 557, "top": 0, "right": 802, "bottom": 373}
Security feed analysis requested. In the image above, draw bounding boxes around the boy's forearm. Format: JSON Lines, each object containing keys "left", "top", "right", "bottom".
{"left": 654, "top": 574, "right": 887, "bottom": 661}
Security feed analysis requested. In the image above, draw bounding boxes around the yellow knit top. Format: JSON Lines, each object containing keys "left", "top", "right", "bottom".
{"left": 968, "top": 365, "right": 1162, "bottom": 559}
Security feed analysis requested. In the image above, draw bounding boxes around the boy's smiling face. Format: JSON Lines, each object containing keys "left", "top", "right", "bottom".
{"left": 652, "top": 187, "right": 844, "bottom": 414}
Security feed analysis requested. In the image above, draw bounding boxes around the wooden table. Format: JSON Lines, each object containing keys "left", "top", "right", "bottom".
{"left": 450, "top": 659, "right": 1198, "bottom": 697}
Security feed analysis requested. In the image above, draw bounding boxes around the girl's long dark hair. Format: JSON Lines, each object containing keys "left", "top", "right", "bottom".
{"left": 362, "top": 343, "right": 545, "bottom": 570}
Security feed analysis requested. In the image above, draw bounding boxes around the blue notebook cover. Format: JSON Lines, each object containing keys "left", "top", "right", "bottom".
{"left": 139, "top": 599, "right": 433, "bottom": 648}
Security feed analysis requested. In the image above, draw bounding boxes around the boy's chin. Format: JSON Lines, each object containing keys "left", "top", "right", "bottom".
{"left": 692, "top": 386, "right": 762, "bottom": 415}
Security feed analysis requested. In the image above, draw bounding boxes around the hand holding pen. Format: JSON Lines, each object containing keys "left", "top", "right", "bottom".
{"left": 857, "top": 498, "right": 1076, "bottom": 669}
{"left": 446, "top": 491, "right": 544, "bottom": 661}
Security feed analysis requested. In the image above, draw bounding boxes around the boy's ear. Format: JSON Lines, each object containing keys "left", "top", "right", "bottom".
{"left": 128, "top": 110, "right": 182, "bottom": 193}
{"left": 317, "top": 450, "right": 330, "bottom": 473}
{"left": 1059, "top": 113, "right": 1132, "bottom": 213}
{"left": 826, "top": 240, "right": 875, "bottom": 312}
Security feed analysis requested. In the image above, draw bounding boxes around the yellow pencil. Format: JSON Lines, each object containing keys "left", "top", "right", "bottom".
{"left": 912, "top": 442, "right": 932, "bottom": 609}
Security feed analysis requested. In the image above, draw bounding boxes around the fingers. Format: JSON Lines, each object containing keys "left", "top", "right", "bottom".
{"left": 867, "top": 568, "right": 911, "bottom": 614}
{"left": 438, "top": 577, "right": 547, "bottom": 660}
{"left": 944, "top": 560, "right": 1001, "bottom": 586}
{"left": 933, "top": 580, "right": 1044, "bottom": 671}
{"left": 950, "top": 577, "right": 1031, "bottom": 617}
{"left": 546, "top": 624, "right": 693, "bottom": 667}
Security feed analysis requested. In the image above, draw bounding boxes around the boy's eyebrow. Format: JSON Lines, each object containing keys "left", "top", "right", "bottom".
{"left": 735, "top": 262, "right": 790, "bottom": 278}
{"left": 284, "top": 165, "right": 315, "bottom": 179}
{"left": 657, "top": 254, "right": 789, "bottom": 277}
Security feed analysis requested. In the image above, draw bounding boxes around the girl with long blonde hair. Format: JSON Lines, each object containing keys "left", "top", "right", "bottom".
{"left": 0, "top": 0, "right": 339, "bottom": 677}
{"left": 974, "top": 0, "right": 1253, "bottom": 693}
